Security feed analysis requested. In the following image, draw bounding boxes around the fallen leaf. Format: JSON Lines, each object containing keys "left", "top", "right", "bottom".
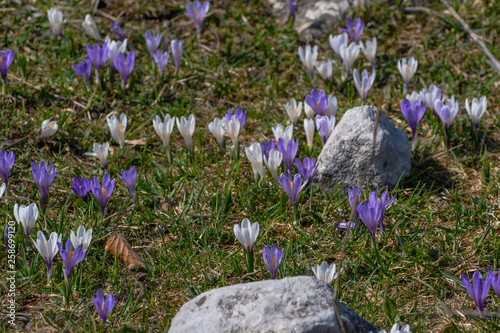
{"left": 105, "top": 232, "right": 147, "bottom": 271}
{"left": 125, "top": 138, "right": 147, "bottom": 146}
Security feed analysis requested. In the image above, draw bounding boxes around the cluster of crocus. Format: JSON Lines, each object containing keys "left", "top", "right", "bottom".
{"left": 234, "top": 219, "right": 259, "bottom": 273}
{"left": 356, "top": 190, "right": 395, "bottom": 245}
{"left": 72, "top": 173, "right": 118, "bottom": 218}
{"left": 32, "top": 161, "right": 57, "bottom": 210}
{"left": 461, "top": 268, "right": 500, "bottom": 318}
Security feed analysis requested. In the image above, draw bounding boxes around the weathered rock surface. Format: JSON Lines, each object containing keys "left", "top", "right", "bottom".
{"left": 169, "top": 275, "right": 379, "bottom": 333}
{"left": 312, "top": 105, "right": 411, "bottom": 192}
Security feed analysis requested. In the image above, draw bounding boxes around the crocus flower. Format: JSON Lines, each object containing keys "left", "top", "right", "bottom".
{"left": 234, "top": 218, "right": 259, "bottom": 252}
{"left": 208, "top": 118, "right": 226, "bottom": 152}
{"left": 461, "top": 271, "right": 493, "bottom": 318}
{"left": 40, "top": 119, "right": 58, "bottom": 138}
{"left": 277, "top": 138, "right": 299, "bottom": 172}
{"left": 93, "top": 290, "right": 116, "bottom": 325}
{"left": 32, "top": 231, "right": 61, "bottom": 280}
{"left": 348, "top": 186, "right": 361, "bottom": 221}
{"left": 58, "top": 239, "right": 87, "bottom": 281}
{"left": 113, "top": 51, "right": 135, "bottom": 90}
{"left": 105, "top": 36, "right": 127, "bottom": 72}
{"left": 278, "top": 171, "right": 303, "bottom": 206}
{"left": 406, "top": 91, "right": 420, "bottom": 104}
{"left": 0, "top": 49, "right": 14, "bottom": 85}
{"left": 82, "top": 14, "right": 102, "bottom": 41}
{"left": 325, "top": 95, "right": 338, "bottom": 117}
{"left": 260, "top": 139, "right": 276, "bottom": 161}
{"left": 86, "top": 43, "right": 108, "bottom": 83}
{"left": 32, "top": 161, "right": 57, "bottom": 209}
{"left": 295, "top": 157, "right": 315, "bottom": 182}
{"left": 111, "top": 22, "right": 128, "bottom": 41}
{"left": 339, "top": 42, "right": 359, "bottom": 78}
{"left": 420, "top": 85, "right": 441, "bottom": 115}
{"left": 435, "top": 96, "right": 459, "bottom": 133}
{"left": 489, "top": 268, "right": 500, "bottom": 299}
{"left": 171, "top": 39, "right": 183, "bottom": 71}
{"left": 185, "top": 1, "right": 210, "bottom": 30}
{"left": 0, "top": 149, "right": 15, "bottom": 192}
{"left": 338, "top": 221, "right": 356, "bottom": 230}
{"left": 272, "top": 124, "right": 293, "bottom": 144}
{"left": 176, "top": 114, "right": 196, "bottom": 153}
{"left": 400, "top": 98, "right": 426, "bottom": 150}
{"left": 145, "top": 30, "right": 162, "bottom": 56}
{"left": 225, "top": 108, "right": 247, "bottom": 129}
{"left": 304, "top": 118, "right": 315, "bottom": 152}
{"left": 397, "top": 57, "right": 418, "bottom": 94}
{"left": 298, "top": 45, "right": 318, "bottom": 79}
{"left": 72, "top": 177, "right": 91, "bottom": 201}
{"left": 85, "top": 142, "right": 110, "bottom": 169}
{"left": 47, "top": 8, "right": 64, "bottom": 37}
{"left": 329, "top": 33, "right": 348, "bottom": 64}
{"left": 14, "top": 203, "right": 38, "bottom": 249}
{"left": 72, "top": 57, "right": 92, "bottom": 89}
{"left": 465, "top": 96, "right": 487, "bottom": 131}
{"left": 315, "top": 59, "right": 333, "bottom": 83}
{"left": 357, "top": 197, "right": 383, "bottom": 241}
{"left": 263, "top": 149, "right": 282, "bottom": 181}
{"left": 223, "top": 109, "right": 247, "bottom": 155}
{"left": 370, "top": 191, "right": 395, "bottom": 234}
{"left": 360, "top": 37, "right": 377, "bottom": 70}
{"left": 70, "top": 225, "right": 93, "bottom": 251}
{"left": 286, "top": 0, "right": 297, "bottom": 20}
{"left": 284, "top": 98, "right": 302, "bottom": 125}
{"left": 379, "top": 323, "right": 412, "bottom": 333}
{"left": 305, "top": 89, "right": 328, "bottom": 116}
{"left": 312, "top": 261, "right": 342, "bottom": 284}
{"left": 153, "top": 114, "right": 176, "bottom": 162}
{"left": 304, "top": 101, "right": 315, "bottom": 119}
{"left": 339, "top": 17, "right": 365, "bottom": 43}
{"left": 119, "top": 166, "right": 137, "bottom": 203}
{"left": 107, "top": 113, "right": 127, "bottom": 148}
{"left": 245, "top": 142, "right": 266, "bottom": 182}
{"left": 262, "top": 244, "right": 284, "bottom": 279}
{"left": 152, "top": 50, "right": 169, "bottom": 77}
{"left": 315, "top": 115, "right": 336, "bottom": 144}
{"left": 90, "top": 173, "right": 115, "bottom": 218}
{"left": 353, "top": 69, "right": 375, "bottom": 104}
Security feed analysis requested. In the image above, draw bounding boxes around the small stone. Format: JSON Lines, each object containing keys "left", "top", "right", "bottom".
{"left": 312, "top": 105, "right": 411, "bottom": 192}
{"left": 169, "top": 275, "right": 379, "bottom": 333}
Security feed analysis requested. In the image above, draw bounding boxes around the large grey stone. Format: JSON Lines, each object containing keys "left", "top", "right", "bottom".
{"left": 169, "top": 276, "right": 379, "bottom": 333}
{"left": 312, "top": 105, "right": 411, "bottom": 192}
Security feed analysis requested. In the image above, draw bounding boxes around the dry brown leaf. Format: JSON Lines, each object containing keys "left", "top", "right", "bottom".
{"left": 105, "top": 232, "right": 147, "bottom": 272}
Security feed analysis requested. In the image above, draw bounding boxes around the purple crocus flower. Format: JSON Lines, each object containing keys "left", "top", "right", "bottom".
{"left": 93, "top": 290, "right": 116, "bottom": 325}
{"left": 119, "top": 166, "right": 137, "bottom": 203}
{"left": 277, "top": 138, "right": 299, "bottom": 172}
{"left": 152, "top": 50, "right": 169, "bottom": 77}
{"left": 286, "top": 0, "right": 298, "bottom": 20}
{"left": 185, "top": 1, "right": 210, "bottom": 30}
{"left": 489, "top": 268, "right": 500, "bottom": 299}
{"left": 305, "top": 89, "right": 328, "bottom": 116}
{"left": 295, "top": 157, "right": 315, "bottom": 182}
{"left": 145, "top": 30, "right": 163, "bottom": 56}
{"left": 367, "top": 191, "right": 395, "bottom": 234}
{"left": 462, "top": 271, "right": 493, "bottom": 318}
{"left": 261, "top": 139, "right": 275, "bottom": 161}
{"left": 72, "top": 58, "right": 92, "bottom": 88}
{"left": 31, "top": 161, "right": 57, "bottom": 210}
{"left": 72, "top": 177, "right": 91, "bottom": 201}
{"left": 262, "top": 244, "right": 284, "bottom": 279}
{"left": 0, "top": 49, "right": 14, "bottom": 85}
{"left": 400, "top": 98, "right": 426, "bottom": 149}
{"left": 90, "top": 173, "right": 115, "bottom": 219}
{"left": 435, "top": 96, "right": 459, "bottom": 133}
{"left": 171, "top": 39, "right": 183, "bottom": 71}
{"left": 57, "top": 239, "right": 87, "bottom": 281}
{"left": 338, "top": 221, "right": 356, "bottom": 230}
{"left": 357, "top": 197, "right": 383, "bottom": 241}
{"left": 111, "top": 22, "right": 128, "bottom": 41}
{"left": 339, "top": 17, "right": 365, "bottom": 43}
{"left": 86, "top": 43, "right": 108, "bottom": 83}
{"left": 315, "top": 115, "right": 336, "bottom": 144}
{"left": 348, "top": 186, "right": 361, "bottom": 221}
{"left": 0, "top": 149, "right": 15, "bottom": 192}
{"left": 278, "top": 171, "right": 304, "bottom": 206}
{"left": 225, "top": 108, "right": 247, "bottom": 129}
{"left": 113, "top": 51, "right": 135, "bottom": 90}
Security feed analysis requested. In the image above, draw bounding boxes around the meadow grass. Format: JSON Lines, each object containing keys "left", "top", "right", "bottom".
{"left": 1, "top": 0, "right": 500, "bottom": 332}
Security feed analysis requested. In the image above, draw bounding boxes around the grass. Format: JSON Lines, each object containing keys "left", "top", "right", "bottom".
{"left": 1, "top": 0, "right": 500, "bottom": 331}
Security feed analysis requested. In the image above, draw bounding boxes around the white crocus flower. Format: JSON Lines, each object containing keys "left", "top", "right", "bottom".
{"left": 14, "top": 203, "right": 39, "bottom": 247}
{"left": 465, "top": 96, "right": 487, "bottom": 130}
{"left": 245, "top": 142, "right": 266, "bottom": 182}
{"left": 82, "top": 14, "right": 102, "bottom": 42}
{"left": 40, "top": 119, "right": 58, "bottom": 138}
{"left": 272, "top": 124, "right": 293, "bottom": 144}
{"left": 263, "top": 149, "right": 282, "bottom": 181}
{"left": 233, "top": 218, "right": 259, "bottom": 252}
{"left": 32, "top": 231, "right": 62, "bottom": 280}
{"left": 360, "top": 37, "right": 377, "bottom": 69}
{"left": 284, "top": 98, "right": 303, "bottom": 125}
{"left": 105, "top": 36, "right": 128, "bottom": 71}
{"left": 328, "top": 32, "right": 348, "bottom": 63}
{"left": 70, "top": 225, "right": 93, "bottom": 251}
{"left": 325, "top": 95, "right": 338, "bottom": 117}
{"left": 353, "top": 69, "right": 376, "bottom": 104}
{"left": 406, "top": 91, "right": 421, "bottom": 104}
{"left": 0, "top": 183, "right": 5, "bottom": 198}
{"left": 298, "top": 45, "right": 318, "bottom": 79}
{"left": 85, "top": 142, "right": 110, "bottom": 169}
{"left": 304, "top": 101, "right": 315, "bottom": 119}
{"left": 208, "top": 118, "right": 226, "bottom": 153}
{"left": 312, "top": 261, "right": 342, "bottom": 284}
{"left": 304, "top": 118, "right": 315, "bottom": 152}
{"left": 153, "top": 114, "right": 176, "bottom": 162}
{"left": 397, "top": 57, "right": 418, "bottom": 94}
{"left": 47, "top": 8, "right": 64, "bottom": 37}
{"left": 315, "top": 59, "right": 333, "bottom": 83}
{"left": 222, "top": 117, "right": 241, "bottom": 153}
{"left": 420, "top": 85, "right": 441, "bottom": 115}
{"left": 339, "top": 42, "right": 360, "bottom": 78}
{"left": 379, "top": 323, "right": 412, "bottom": 333}
{"left": 176, "top": 114, "right": 196, "bottom": 153}
{"left": 107, "top": 113, "right": 127, "bottom": 148}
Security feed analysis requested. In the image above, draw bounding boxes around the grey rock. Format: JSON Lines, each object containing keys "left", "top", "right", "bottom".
{"left": 312, "top": 105, "right": 411, "bottom": 192}
{"left": 169, "top": 276, "right": 379, "bottom": 333}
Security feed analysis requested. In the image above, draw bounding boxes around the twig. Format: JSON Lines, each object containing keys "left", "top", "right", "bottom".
{"left": 0, "top": 129, "right": 40, "bottom": 150}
